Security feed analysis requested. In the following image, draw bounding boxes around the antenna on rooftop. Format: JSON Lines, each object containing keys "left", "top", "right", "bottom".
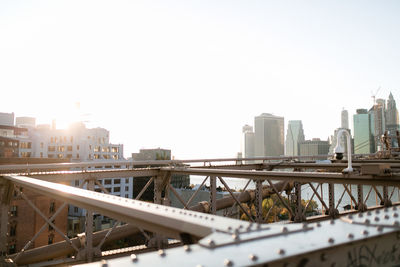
{"left": 371, "top": 86, "right": 381, "bottom": 105}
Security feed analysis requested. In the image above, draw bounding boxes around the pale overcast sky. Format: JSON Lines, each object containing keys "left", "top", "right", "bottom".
{"left": 1, "top": 1, "right": 399, "bottom": 159}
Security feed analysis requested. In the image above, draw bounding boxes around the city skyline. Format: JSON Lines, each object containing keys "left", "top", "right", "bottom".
{"left": 1, "top": 1, "right": 400, "bottom": 159}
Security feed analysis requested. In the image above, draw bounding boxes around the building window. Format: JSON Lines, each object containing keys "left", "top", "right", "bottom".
{"left": 51, "top": 137, "right": 54, "bottom": 143}
{"left": 76, "top": 154, "right": 80, "bottom": 159}
{"left": 67, "top": 146, "right": 72, "bottom": 151}
{"left": 76, "top": 145, "right": 80, "bottom": 150}
{"left": 58, "top": 154, "right": 63, "bottom": 159}
{"left": 40, "top": 152, "right": 43, "bottom": 158}
{"left": 104, "top": 179, "right": 112, "bottom": 185}
{"left": 48, "top": 154, "right": 54, "bottom": 158}
{"left": 74, "top": 180, "right": 80, "bottom": 186}
{"left": 125, "top": 194, "right": 129, "bottom": 198}
{"left": 48, "top": 146, "right": 55, "bottom": 152}
{"left": 58, "top": 146, "right": 65, "bottom": 152}
{"left": 70, "top": 136, "right": 73, "bottom": 143}
{"left": 49, "top": 220, "right": 55, "bottom": 231}
{"left": 125, "top": 186, "right": 129, "bottom": 191}
{"left": 48, "top": 234, "right": 54, "bottom": 244}
{"left": 74, "top": 207, "right": 79, "bottom": 213}
{"left": 112, "top": 147, "right": 119, "bottom": 153}
{"left": 10, "top": 206, "right": 17, "bottom": 217}
{"left": 50, "top": 202, "right": 55, "bottom": 213}
{"left": 125, "top": 178, "right": 129, "bottom": 183}
{"left": 114, "top": 179, "right": 120, "bottom": 184}
{"left": 8, "top": 244, "right": 16, "bottom": 254}
{"left": 10, "top": 224, "right": 16, "bottom": 237}
{"left": 112, "top": 155, "right": 119, "bottom": 160}
{"left": 67, "top": 154, "right": 72, "bottom": 158}
{"left": 113, "top": 187, "right": 120, "bottom": 193}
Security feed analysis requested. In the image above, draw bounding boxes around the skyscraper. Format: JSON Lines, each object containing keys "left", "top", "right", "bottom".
{"left": 254, "top": 113, "right": 284, "bottom": 157}
{"left": 353, "top": 109, "right": 374, "bottom": 154}
{"left": 241, "top": 124, "right": 255, "bottom": 159}
{"left": 285, "top": 120, "right": 305, "bottom": 156}
{"left": 369, "top": 99, "right": 386, "bottom": 151}
{"left": 341, "top": 109, "right": 349, "bottom": 129}
{"left": 386, "top": 92, "right": 399, "bottom": 127}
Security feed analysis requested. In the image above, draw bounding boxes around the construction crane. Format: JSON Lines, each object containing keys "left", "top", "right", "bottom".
{"left": 371, "top": 86, "right": 381, "bottom": 105}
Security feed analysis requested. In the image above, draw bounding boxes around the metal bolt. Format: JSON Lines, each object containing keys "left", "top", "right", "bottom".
{"left": 183, "top": 245, "right": 191, "bottom": 252}
{"left": 101, "top": 260, "right": 108, "bottom": 267}
{"left": 374, "top": 217, "right": 380, "bottom": 222}
{"left": 277, "top": 248, "right": 285, "bottom": 255}
{"left": 208, "top": 239, "right": 215, "bottom": 247}
{"left": 348, "top": 233, "right": 354, "bottom": 239}
{"left": 316, "top": 222, "right": 321, "bottom": 227}
{"left": 394, "top": 213, "right": 399, "bottom": 218}
{"left": 328, "top": 238, "right": 334, "bottom": 244}
{"left": 365, "top": 219, "right": 370, "bottom": 225}
{"left": 385, "top": 215, "right": 390, "bottom": 220}
{"left": 393, "top": 221, "right": 400, "bottom": 226}
{"left": 224, "top": 259, "right": 233, "bottom": 266}
{"left": 348, "top": 214, "right": 353, "bottom": 219}
{"left": 232, "top": 234, "right": 239, "bottom": 241}
{"left": 158, "top": 249, "right": 166, "bottom": 257}
{"left": 377, "top": 226, "right": 383, "bottom": 232}
{"left": 249, "top": 254, "right": 258, "bottom": 261}
{"left": 130, "top": 254, "right": 138, "bottom": 262}
{"left": 358, "top": 213, "right": 363, "bottom": 218}
{"left": 281, "top": 227, "right": 288, "bottom": 233}
{"left": 367, "top": 211, "right": 372, "bottom": 216}
{"left": 227, "top": 226, "right": 232, "bottom": 231}
{"left": 362, "top": 230, "right": 368, "bottom": 235}
{"left": 330, "top": 220, "right": 335, "bottom": 225}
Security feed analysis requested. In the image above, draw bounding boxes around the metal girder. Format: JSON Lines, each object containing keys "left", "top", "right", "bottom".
{"left": 0, "top": 175, "right": 250, "bottom": 241}
{"left": 75, "top": 206, "right": 400, "bottom": 267}
{"left": 163, "top": 167, "right": 400, "bottom": 186}
{"left": 23, "top": 168, "right": 160, "bottom": 182}
{"left": 10, "top": 224, "right": 140, "bottom": 265}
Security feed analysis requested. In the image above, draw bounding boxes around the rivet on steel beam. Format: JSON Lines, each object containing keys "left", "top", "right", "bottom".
{"left": 393, "top": 206, "right": 397, "bottom": 211}
{"left": 302, "top": 223, "right": 308, "bottom": 229}
{"left": 277, "top": 249, "right": 285, "bottom": 255}
{"left": 227, "top": 226, "right": 232, "bottom": 231}
{"left": 358, "top": 213, "right": 363, "bottom": 218}
{"left": 376, "top": 210, "right": 380, "bottom": 215}
{"left": 365, "top": 219, "right": 370, "bottom": 225}
{"left": 374, "top": 217, "right": 380, "bottom": 222}
{"left": 183, "top": 245, "right": 191, "bottom": 252}
{"left": 348, "top": 233, "right": 354, "bottom": 239}
{"left": 367, "top": 211, "right": 372, "bottom": 216}
{"left": 385, "top": 215, "right": 390, "bottom": 220}
{"left": 316, "top": 222, "right": 321, "bottom": 227}
{"left": 101, "top": 260, "right": 108, "bottom": 267}
{"left": 394, "top": 213, "right": 399, "bottom": 218}
{"left": 224, "top": 259, "right": 233, "bottom": 266}
{"left": 208, "top": 239, "right": 215, "bottom": 247}
{"left": 348, "top": 215, "right": 353, "bottom": 220}
{"left": 130, "top": 254, "right": 138, "bottom": 262}
{"left": 377, "top": 226, "right": 383, "bottom": 232}
{"left": 281, "top": 227, "right": 288, "bottom": 233}
{"left": 158, "top": 249, "right": 166, "bottom": 257}
{"left": 232, "top": 234, "right": 239, "bottom": 241}
{"left": 249, "top": 254, "right": 258, "bottom": 261}
{"left": 328, "top": 238, "right": 334, "bottom": 244}
{"left": 393, "top": 221, "right": 400, "bottom": 226}
{"left": 362, "top": 230, "right": 368, "bottom": 236}
{"left": 330, "top": 220, "right": 335, "bottom": 225}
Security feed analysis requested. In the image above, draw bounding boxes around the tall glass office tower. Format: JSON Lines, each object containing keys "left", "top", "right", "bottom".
{"left": 254, "top": 113, "right": 284, "bottom": 157}
{"left": 353, "top": 109, "right": 374, "bottom": 154}
{"left": 285, "top": 120, "right": 305, "bottom": 156}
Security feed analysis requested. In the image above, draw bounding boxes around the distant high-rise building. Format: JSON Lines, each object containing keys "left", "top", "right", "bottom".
{"left": 254, "top": 113, "right": 284, "bottom": 157}
{"left": 386, "top": 92, "right": 398, "bottom": 126}
{"left": 299, "top": 138, "right": 330, "bottom": 158}
{"left": 353, "top": 109, "right": 374, "bottom": 154}
{"left": 241, "top": 124, "right": 255, "bottom": 159}
{"left": 16, "top": 117, "right": 36, "bottom": 128}
{"left": 285, "top": 120, "right": 305, "bottom": 156}
{"left": 370, "top": 99, "right": 386, "bottom": 151}
{"left": 341, "top": 109, "right": 349, "bottom": 129}
{"left": 0, "top": 112, "right": 14, "bottom": 126}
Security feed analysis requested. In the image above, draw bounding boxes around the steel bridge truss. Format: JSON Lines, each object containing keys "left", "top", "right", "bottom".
{"left": 0, "top": 158, "right": 400, "bottom": 266}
